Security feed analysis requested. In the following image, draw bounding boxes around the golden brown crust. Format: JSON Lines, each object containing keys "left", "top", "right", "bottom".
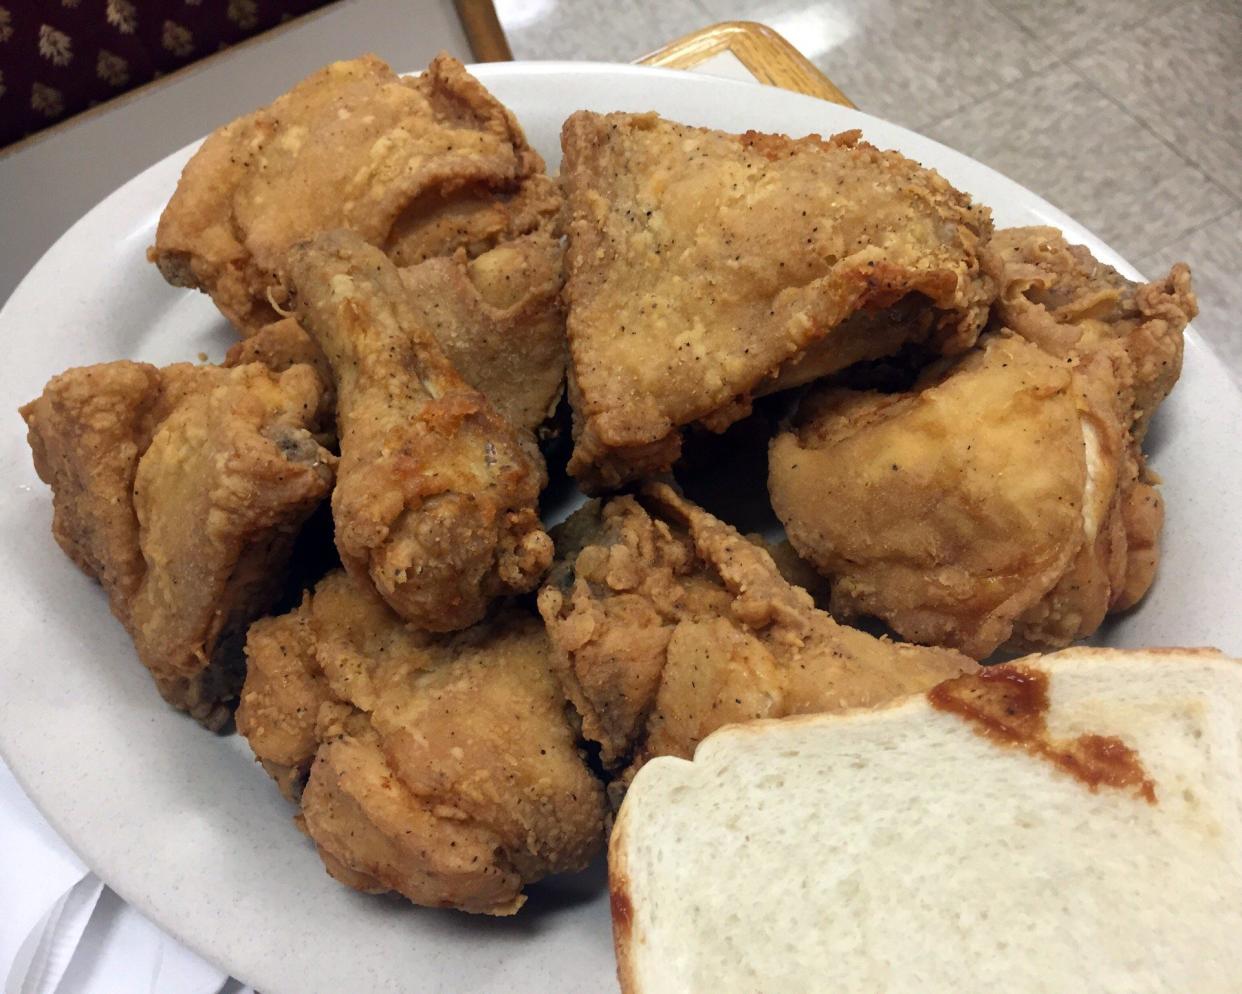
{"left": 559, "top": 111, "right": 996, "bottom": 489}
{"left": 239, "top": 571, "right": 608, "bottom": 915}
{"left": 771, "top": 230, "right": 1193, "bottom": 658}
{"left": 384, "top": 171, "right": 563, "bottom": 268}
{"left": 22, "top": 361, "right": 335, "bottom": 728}
{"left": 150, "top": 53, "right": 552, "bottom": 334}
{"left": 287, "top": 230, "right": 552, "bottom": 632}
{"left": 771, "top": 335, "right": 1090, "bottom": 658}
{"left": 399, "top": 230, "right": 567, "bottom": 433}
{"left": 21, "top": 361, "right": 168, "bottom": 618}
{"left": 986, "top": 225, "right": 1196, "bottom": 441}
{"left": 235, "top": 596, "right": 326, "bottom": 800}
{"left": 538, "top": 485, "right": 976, "bottom": 785}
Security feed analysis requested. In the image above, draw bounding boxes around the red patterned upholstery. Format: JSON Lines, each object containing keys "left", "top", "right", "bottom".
{"left": 0, "top": 0, "right": 334, "bottom": 147}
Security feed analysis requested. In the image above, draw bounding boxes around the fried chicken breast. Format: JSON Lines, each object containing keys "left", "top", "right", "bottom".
{"left": 559, "top": 111, "right": 996, "bottom": 490}
{"left": 150, "top": 53, "right": 559, "bottom": 333}
{"left": 237, "top": 570, "right": 607, "bottom": 915}
{"left": 22, "top": 360, "right": 335, "bottom": 727}
{"left": 770, "top": 233, "right": 1195, "bottom": 658}
{"left": 286, "top": 230, "right": 552, "bottom": 632}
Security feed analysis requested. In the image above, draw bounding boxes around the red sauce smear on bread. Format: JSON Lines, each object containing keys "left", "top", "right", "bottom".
{"left": 928, "top": 665, "right": 1156, "bottom": 804}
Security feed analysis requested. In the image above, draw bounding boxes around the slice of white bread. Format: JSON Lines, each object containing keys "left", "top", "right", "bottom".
{"left": 609, "top": 647, "right": 1242, "bottom": 994}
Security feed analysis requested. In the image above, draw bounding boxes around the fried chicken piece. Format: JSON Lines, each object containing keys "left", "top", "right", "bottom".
{"left": 537, "top": 484, "right": 977, "bottom": 786}
{"left": 22, "top": 361, "right": 335, "bottom": 727}
{"left": 385, "top": 172, "right": 563, "bottom": 268}
{"left": 771, "top": 232, "right": 1195, "bottom": 658}
{"left": 237, "top": 571, "right": 607, "bottom": 914}
{"left": 235, "top": 597, "right": 324, "bottom": 799}
{"left": 986, "top": 226, "right": 1196, "bottom": 440}
{"left": 771, "top": 335, "right": 1167, "bottom": 657}
{"left": 150, "top": 53, "right": 558, "bottom": 334}
{"left": 225, "top": 316, "right": 333, "bottom": 385}
{"left": 559, "top": 112, "right": 996, "bottom": 490}
{"left": 286, "top": 230, "right": 552, "bottom": 631}
{"left": 399, "top": 230, "right": 567, "bottom": 432}
{"left": 226, "top": 230, "right": 567, "bottom": 436}
{"left": 225, "top": 316, "right": 337, "bottom": 433}
{"left": 771, "top": 336, "right": 1098, "bottom": 656}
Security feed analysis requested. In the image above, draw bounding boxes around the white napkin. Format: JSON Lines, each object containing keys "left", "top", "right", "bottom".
{"left": 0, "top": 759, "right": 253, "bottom": 994}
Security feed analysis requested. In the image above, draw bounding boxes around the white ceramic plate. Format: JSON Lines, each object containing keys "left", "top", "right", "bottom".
{"left": 1, "top": 62, "right": 1239, "bottom": 994}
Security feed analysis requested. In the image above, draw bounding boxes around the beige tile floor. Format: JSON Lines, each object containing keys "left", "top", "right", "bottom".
{"left": 498, "top": 0, "right": 1241, "bottom": 378}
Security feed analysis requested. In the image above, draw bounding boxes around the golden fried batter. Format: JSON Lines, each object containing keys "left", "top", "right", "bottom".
{"left": 150, "top": 54, "right": 558, "bottom": 333}
{"left": 237, "top": 571, "right": 607, "bottom": 914}
{"left": 537, "top": 485, "right": 976, "bottom": 786}
{"left": 22, "top": 361, "right": 335, "bottom": 727}
{"left": 772, "top": 335, "right": 1109, "bottom": 657}
{"left": 226, "top": 230, "right": 567, "bottom": 437}
{"left": 385, "top": 172, "right": 563, "bottom": 268}
{"left": 771, "top": 228, "right": 1193, "bottom": 658}
{"left": 399, "top": 230, "right": 567, "bottom": 433}
{"left": 559, "top": 112, "right": 996, "bottom": 489}
{"left": 286, "top": 230, "right": 552, "bottom": 631}
{"left": 987, "top": 226, "right": 1196, "bottom": 439}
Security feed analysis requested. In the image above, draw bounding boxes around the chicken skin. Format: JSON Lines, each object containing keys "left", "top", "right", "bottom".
{"left": 150, "top": 53, "right": 560, "bottom": 333}
{"left": 559, "top": 111, "right": 996, "bottom": 490}
{"left": 987, "top": 225, "right": 1196, "bottom": 439}
{"left": 226, "top": 229, "right": 567, "bottom": 440}
{"left": 22, "top": 360, "right": 335, "bottom": 727}
{"left": 285, "top": 230, "right": 552, "bottom": 632}
{"left": 398, "top": 230, "right": 567, "bottom": 434}
{"left": 537, "top": 484, "right": 977, "bottom": 789}
{"left": 771, "top": 235, "right": 1195, "bottom": 658}
{"left": 237, "top": 570, "right": 607, "bottom": 915}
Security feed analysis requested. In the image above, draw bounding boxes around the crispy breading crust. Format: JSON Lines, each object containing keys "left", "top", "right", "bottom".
{"left": 238, "top": 571, "right": 607, "bottom": 914}
{"left": 22, "top": 361, "right": 335, "bottom": 727}
{"left": 771, "top": 230, "right": 1195, "bottom": 657}
{"left": 150, "top": 53, "right": 555, "bottom": 333}
{"left": 559, "top": 112, "right": 996, "bottom": 490}
{"left": 538, "top": 485, "right": 977, "bottom": 789}
{"left": 287, "top": 230, "right": 552, "bottom": 631}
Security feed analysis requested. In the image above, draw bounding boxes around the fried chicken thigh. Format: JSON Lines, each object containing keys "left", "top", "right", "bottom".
{"left": 237, "top": 570, "right": 607, "bottom": 915}
{"left": 150, "top": 53, "right": 560, "bottom": 333}
{"left": 537, "top": 484, "right": 977, "bottom": 787}
{"left": 771, "top": 234, "right": 1196, "bottom": 658}
{"left": 286, "top": 230, "right": 552, "bottom": 631}
{"left": 559, "top": 111, "right": 996, "bottom": 490}
{"left": 22, "top": 361, "right": 335, "bottom": 727}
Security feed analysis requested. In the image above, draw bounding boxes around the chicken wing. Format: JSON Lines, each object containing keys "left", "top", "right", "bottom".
{"left": 150, "top": 53, "right": 559, "bottom": 334}
{"left": 22, "top": 361, "right": 335, "bottom": 727}
{"left": 286, "top": 230, "right": 552, "bottom": 631}
{"left": 237, "top": 570, "right": 607, "bottom": 915}
{"left": 537, "top": 484, "right": 977, "bottom": 787}
{"left": 559, "top": 112, "right": 997, "bottom": 490}
{"left": 770, "top": 231, "right": 1193, "bottom": 657}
